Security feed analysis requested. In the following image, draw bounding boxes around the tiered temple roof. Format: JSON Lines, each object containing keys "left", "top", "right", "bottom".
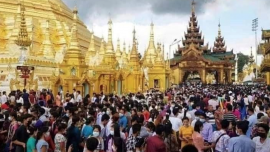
{"left": 177, "top": 0, "right": 209, "bottom": 55}
{"left": 213, "top": 23, "right": 227, "bottom": 53}
{"left": 171, "top": 0, "right": 235, "bottom": 66}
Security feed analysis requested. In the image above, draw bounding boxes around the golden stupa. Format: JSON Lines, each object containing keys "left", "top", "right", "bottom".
{"left": 0, "top": 0, "right": 170, "bottom": 96}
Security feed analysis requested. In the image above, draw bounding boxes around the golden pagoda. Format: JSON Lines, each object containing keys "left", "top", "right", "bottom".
{"left": 261, "top": 29, "right": 270, "bottom": 85}
{"left": 170, "top": 0, "right": 235, "bottom": 85}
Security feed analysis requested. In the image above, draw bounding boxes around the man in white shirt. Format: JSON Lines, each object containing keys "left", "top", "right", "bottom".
{"left": 73, "top": 89, "right": 77, "bottom": 101}
{"left": 1, "top": 91, "right": 7, "bottom": 104}
{"left": 76, "top": 91, "right": 82, "bottom": 103}
{"left": 91, "top": 93, "right": 97, "bottom": 103}
{"left": 169, "top": 108, "right": 182, "bottom": 132}
{"left": 208, "top": 96, "right": 219, "bottom": 110}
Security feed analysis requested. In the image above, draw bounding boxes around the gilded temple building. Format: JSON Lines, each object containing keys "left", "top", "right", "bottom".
{"left": 261, "top": 29, "right": 270, "bottom": 85}
{"left": 170, "top": 1, "right": 235, "bottom": 85}
{"left": 0, "top": 0, "right": 170, "bottom": 96}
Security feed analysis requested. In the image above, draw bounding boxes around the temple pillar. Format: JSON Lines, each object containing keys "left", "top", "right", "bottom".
{"left": 179, "top": 69, "right": 183, "bottom": 84}
{"left": 104, "top": 75, "right": 110, "bottom": 94}
{"left": 266, "top": 72, "right": 270, "bottom": 85}
{"left": 201, "top": 69, "right": 206, "bottom": 84}
{"left": 219, "top": 69, "right": 224, "bottom": 84}
{"left": 228, "top": 70, "right": 232, "bottom": 84}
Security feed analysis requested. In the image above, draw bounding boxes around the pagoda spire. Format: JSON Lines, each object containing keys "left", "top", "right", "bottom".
{"left": 106, "top": 18, "right": 114, "bottom": 54}
{"left": 177, "top": 0, "right": 208, "bottom": 54}
{"left": 99, "top": 37, "right": 106, "bottom": 56}
{"left": 122, "top": 41, "right": 128, "bottom": 63}
{"left": 115, "top": 38, "right": 122, "bottom": 60}
{"left": 85, "top": 31, "right": 96, "bottom": 64}
{"left": 213, "top": 22, "right": 227, "bottom": 53}
{"left": 249, "top": 46, "right": 255, "bottom": 64}
{"left": 131, "top": 28, "right": 138, "bottom": 56}
{"left": 41, "top": 20, "right": 55, "bottom": 58}
{"left": 192, "top": 0, "right": 196, "bottom": 14}
{"left": 65, "top": 7, "right": 81, "bottom": 55}
{"left": 15, "top": 1, "right": 31, "bottom": 48}
{"left": 218, "top": 21, "right": 221, "bottom": 37}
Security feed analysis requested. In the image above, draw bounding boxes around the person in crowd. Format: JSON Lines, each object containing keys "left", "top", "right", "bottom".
{"left": 163, "top": 118, "right": 179, "bottom": 152}
{"left": 145, "top": 124, "right": 166, "bottom": 152}
{"left": 247, "top": 107, "right": 257, "bottom": 138}
{"left": 211, "top": 119, "right": 230, "bottom": 152}
{"left": 228, "top": 121, "right": 256, "bottom": 152}
{"left": 119, "top": 109, "right": 128, "bottom": 131}
{"left": 179, "top": 117, "right": 193, "bottom": 149}
{"left": 181, "top": 144, "right": 198, "bottom": 152}
{"left": 199, "top": 113, "right": 213, "bottom": 143}
{"left": 223, "top": 104, "right": 237, "bottom": 122}
{"left": 36, "top": 126, "right": 49, "bottom": 152}
{"left": 191, "top": 111, "right": 201, "bottom": 128}
{"left": 12, "top": 114, "right": 32, "bottom": 152}
{"left": 6, "top": 111, "right": 19, "bottom": 151}
{"left": 26, "top": 126, "right": 38, "bottom": 152}
{"left": 192, "top": 121, "right": 212, "bottom": 152}
{"left": 81, "top": 117, "right": 94, "bottom": 139}
{"left": 252, "top": 123, "right": 270, "bottom": 152}
{"left": 85, "top": 137, "right": 99, "bottom": 152}
{"left": 169, "top": 108, "right": 183, "bottom": 132}
{"left": 106, "top": 123, "right": 121, "bottom": 152}
{"left": 89, "top": 125, "right": 104, "bottom": 152}
{"left": 112, "top": 137, "right": 125, "bottom": 152}
{"left": 66, "top": 116, "right": 81, "bottom": 152}
{"left": 54, "top": 123, "right": 67, "bottom": 152}
{"left": 126, "top": 123, "right": 141, "bottom": 152}
{"left": 55, "top": 92, "right": 61, "bottom": 107}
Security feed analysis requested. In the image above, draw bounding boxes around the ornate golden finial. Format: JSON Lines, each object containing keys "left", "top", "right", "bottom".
{"left": 123, "top": 41, "right": 126, "bottom": 52}
{"left": 192, "top": 0, "right": 196, "bottom": 14}
{"left": 15, "top": 0, "right": 31, "bottom": 48}
{"left": 73, "top": 6, "right": 78, "bottom": 20}
{"left": 106, "top": 18, "right": 114, "bottom": 53}
{"left": 150, "top": 21, "right": 154, "bottom": 42}
{"left": 218, "top": 21, "right": 221, "bottom": 37}
{"left": 133, "top": 27, "right": 136, "bottom": 43}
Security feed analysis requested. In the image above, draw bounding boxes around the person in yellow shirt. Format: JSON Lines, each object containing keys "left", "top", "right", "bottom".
{"left": 179, "top": 116, "right": 193, "bottom": 149}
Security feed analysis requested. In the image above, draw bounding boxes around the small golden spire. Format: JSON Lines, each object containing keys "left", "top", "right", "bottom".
{"left": 106, "top": 18, "right": 114, "bottom": 53}
{"left": 15, "top": 0, "right": 31, "bottom": 47}
{"left": 133, "top": 27, "right": 136, "bottom": 43}
{"left": 73, "top": 6, "right": 78, "bottom": 20}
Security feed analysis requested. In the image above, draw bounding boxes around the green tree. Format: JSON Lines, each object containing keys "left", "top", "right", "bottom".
{"left": 237, "top": 53, "right": 249, "bottom": 73}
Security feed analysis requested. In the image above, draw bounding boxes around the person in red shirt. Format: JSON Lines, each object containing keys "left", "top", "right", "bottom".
{"left": 143, "top": 105, "right": 150, "bottom": 122}
{"left": 146, "top": 124, "right": 166, "bottom": 152}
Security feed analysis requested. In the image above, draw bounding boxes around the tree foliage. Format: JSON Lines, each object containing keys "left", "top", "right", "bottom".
{"left": 237, "top": 53, "right": 249, "bottom": 73}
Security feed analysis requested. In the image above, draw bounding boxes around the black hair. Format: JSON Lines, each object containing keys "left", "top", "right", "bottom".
{"left": 85, "top": 117, "right": 95, "bottom": 125}
{"left": 155, "top": 124, "right": 164, "bottom": 135}
{"left": 221, "top": 119, "right": 230, "bottom": 129}
{"left": 86, "top": 137, "right": 99, "bottom": 151}
{"left": 35, "top": 126, "right": 49, "bottom": 146}
{"left": 113, "top": 137, "right": 124, "bottom": 152}
{"left": 28, "top": 126, "right": 37, "bottom": 135}
{"left": 146, "top": 122, "right": 155, "bottom": 132}
{"left": 257, "top": 123, "right": 270, "bottom": 133}
{"left": 194, "top": 121, "right": 203, "bottom": 132}
{"left": 57, "top": 123, "right": 67, "bottom": 132}
{"left": 101, "top": 114, "right": 110, "bottom": 121}
{"left": 112, "top": 123, "right": 121, "bottom": 138}
{"left": 247, "top": 107, "right": 254, "bottom": 113}
{"left": 236, "top": 121, "right": 249, "bottom": 134}
{"left": 182, "top": 117, "right": 189, "bottom": 122}
{"left": 257, "top": 113, "right": 264, "bottom": 119}
{"left": 93, "top": 125, "right": 101, "bottom": 132}
{"left": 132, "top": 123, "right": 141, "bottom": 134}
{"left": 226, "top": 104, "right": 233, "bottom": 111}
{"left": 181, "top": 144, "right": 198, "bottom": 152}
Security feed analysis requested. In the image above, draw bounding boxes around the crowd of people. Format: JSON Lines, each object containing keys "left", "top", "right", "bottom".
{"left": 0, "top": 84, "right": 270, "bottom": 152}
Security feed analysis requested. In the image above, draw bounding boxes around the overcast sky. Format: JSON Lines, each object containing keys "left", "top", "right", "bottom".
{"left": 63, "top": 0, "right": 270, "bottom": 65}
